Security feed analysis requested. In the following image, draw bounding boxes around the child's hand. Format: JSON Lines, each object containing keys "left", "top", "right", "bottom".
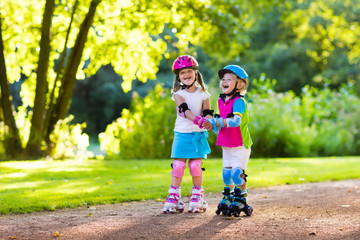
{"left": 206, "top": 118, "right": 219, "bottom": 133}
{"left": 202, "top": 120, "right": 213, "bottom": 131}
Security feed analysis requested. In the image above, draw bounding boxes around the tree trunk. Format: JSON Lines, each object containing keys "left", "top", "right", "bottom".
{"left": 0, "top": 16, "right": 23, "bottom": 157}
{"left": 45, "top": 0, "right": 101, "bottom": 140}
{"left": 25, "top": 0, "right": 56, "bottom": 158}
{"left": 43, "top": 0, "right": 79, "bottom": 152}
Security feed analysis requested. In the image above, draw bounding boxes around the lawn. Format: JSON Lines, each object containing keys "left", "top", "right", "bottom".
{"left": 0, "top": 156, "right": 359, "bottom": 214}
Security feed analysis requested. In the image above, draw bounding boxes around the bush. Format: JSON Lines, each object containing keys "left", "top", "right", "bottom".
{"left": 100, "top": 78, "right": 360, "bottom": 158}
{"left": 301, "top": 84, "right": 360, "bottom": 156}
{"left": 249, "top": 76, "right": 360, "bottom": 157}
{"left": 49, "top": 115, "right": 90, "bottom": 159}
{"left": 0, "top": 111, "right": 89, "bottom": 160}
{"left": 100, "top": 84, "right": 176, "bottom": 159}
{"left": 249, "top": 92, "right": 315, "bottom": 158}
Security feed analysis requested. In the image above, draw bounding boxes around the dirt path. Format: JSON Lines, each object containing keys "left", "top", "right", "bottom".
{"left": 1, "top": 179, "right": 359, "bottom": 240}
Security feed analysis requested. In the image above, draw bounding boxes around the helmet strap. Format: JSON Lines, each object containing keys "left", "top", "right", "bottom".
{"left": 180, "top": 73, "right": 197, "bottom": 89}
{"left": 225, "top": 82, "right": 238, "bottom": 96}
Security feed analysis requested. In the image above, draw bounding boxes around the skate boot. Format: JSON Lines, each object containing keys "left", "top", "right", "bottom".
{"left": 215, "top": 186, "right": 234, "bottom": 216}
{"left": 188, "top": 186, "right": 208, "bottom": 213}
{"left": 228, "top": 187, "right": 253, "bottom": 217}
{"left": 163, "top": 186, "right": 185, "bottom": 214}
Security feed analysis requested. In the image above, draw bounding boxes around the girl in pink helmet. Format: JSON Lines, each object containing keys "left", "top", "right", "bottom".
{"left": 163, "top": 55, "right": 213, "bottom": 214}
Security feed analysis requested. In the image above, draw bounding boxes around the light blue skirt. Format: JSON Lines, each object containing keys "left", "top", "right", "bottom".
{"left": 171, "top": 131, "right": 211, "bottom": 159}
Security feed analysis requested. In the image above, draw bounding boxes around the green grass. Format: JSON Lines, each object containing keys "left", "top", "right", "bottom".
{"left": 0, "top": 156, "right": 359, "bottom": 215}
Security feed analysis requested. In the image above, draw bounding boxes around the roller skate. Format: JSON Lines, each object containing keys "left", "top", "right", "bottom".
{"left": 228, "top": 187, "right": 253, "bottom": 217}
{"left": 215, "top": 186, "right": 234, "bottom": 216}
{"left": 163, "top": 186, "right": 185, "bottom": 214}
{"left": 188, "top": 186, "right": 208, "bottom": 213}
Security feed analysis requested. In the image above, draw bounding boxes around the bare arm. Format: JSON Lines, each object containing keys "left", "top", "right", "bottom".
{"left": 202, "top": 97, "right": 212, "bottom": 118}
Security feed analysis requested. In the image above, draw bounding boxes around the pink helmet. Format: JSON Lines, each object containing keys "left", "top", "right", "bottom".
{"left": 172, "top": 55, "right": 199, "bottom": 73}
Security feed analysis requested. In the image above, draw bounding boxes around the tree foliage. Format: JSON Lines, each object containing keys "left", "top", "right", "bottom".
{"left": 235, "top": 0, "right": 360, "bottom": 94}
{"left": 69, "top": 48, "right": 214, "bottom": 136}
{"left": 2, "top": 0, "right": 356, "bottom": 159}
{"left": 1, "top": 0, "right": 267, "bottom": 158}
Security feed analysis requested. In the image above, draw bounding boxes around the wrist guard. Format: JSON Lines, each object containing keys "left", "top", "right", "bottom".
{"left": 197, "top": 117, "right": 206, "bottom": 129}
{"left": 193, "top": 116, "right": 205, "bottom": 129}
{"left": 218, "top": 117, "right": 225, "bottom": 128}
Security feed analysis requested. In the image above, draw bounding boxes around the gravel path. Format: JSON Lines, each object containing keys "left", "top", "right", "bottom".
{"left": 1, "top": 179, "right": 359, "bottom": 240}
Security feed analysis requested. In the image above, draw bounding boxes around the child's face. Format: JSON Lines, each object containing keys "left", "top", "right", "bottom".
{"left": 179, "top": 68, "right": 196, "bottom": 86}
{"left": 220, "top": 73, "right": 239, "bottom": 95}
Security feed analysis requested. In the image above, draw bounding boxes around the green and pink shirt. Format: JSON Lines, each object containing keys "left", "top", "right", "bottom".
{"left": 216, "top": 93, "right": 253, "bottom": 149}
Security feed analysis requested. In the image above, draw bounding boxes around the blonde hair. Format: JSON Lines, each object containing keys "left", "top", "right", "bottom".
{"left": 171, "top": 69, "right": 208, "bottom": 93}
{"left": 238, "top": 77, "right": 248, "bottom": 95}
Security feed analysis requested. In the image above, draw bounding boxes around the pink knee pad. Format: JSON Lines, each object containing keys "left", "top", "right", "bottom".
{"left": 189, "top": 160, "right": 203, "bottom": 177}
{"left": 171, "top": 160, "right": 186, "bottom": 178}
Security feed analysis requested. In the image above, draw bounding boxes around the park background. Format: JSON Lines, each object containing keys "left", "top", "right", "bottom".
{"left": 1, "top": 0, "right": 359, "bottom": 160}
{"left": 0, "top": 0, "right": 359, "bottom": 214}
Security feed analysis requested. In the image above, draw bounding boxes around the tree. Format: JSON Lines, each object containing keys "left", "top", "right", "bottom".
{"left": 1, "top": 0, "right": 275, "bottom": 158}
{"left": 238, "top": 0, "right": 360, "bottom": 93}
{"left": 26, "top": 0, "right": 56, "bottom": 156}
{"left": 0, "top": 15, "right": 22, "bottom": 157}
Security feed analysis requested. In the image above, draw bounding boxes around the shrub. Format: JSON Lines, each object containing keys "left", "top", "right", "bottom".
{"left": 0, "top": 109, "right": 89, "bottom": 160}
{"left": 249, "top": 77, "right": 360, "bottom": 157}
{"left": 49, "top": 115, "right": 90, "bottom": 159}
{"left": 99, "top": 78, "right": 360, "bottom": 158}
{"left": 301, "top": 84, "right": 360, "bottom": 156}
{"left": 100, "top": 84, "right": 176, "bottom": 159}
{"left": 249, "top": 91, "right": 315, "bottom": 158}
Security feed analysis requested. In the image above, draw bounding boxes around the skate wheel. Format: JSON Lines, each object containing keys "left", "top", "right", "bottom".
{"left": 244, "top": 205, "right": 253, "bottom": 216}
{"left": 216, "top": 209, "right": 221, "bottom": 215}
{"left": 203, "top": 207, "right": 207, "bottom": 213}
{"left": 233, "top": 211, "right": 239, "bottom": 217}
{"left": 179, "top": 208, "right": 184, "bottom": 213}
